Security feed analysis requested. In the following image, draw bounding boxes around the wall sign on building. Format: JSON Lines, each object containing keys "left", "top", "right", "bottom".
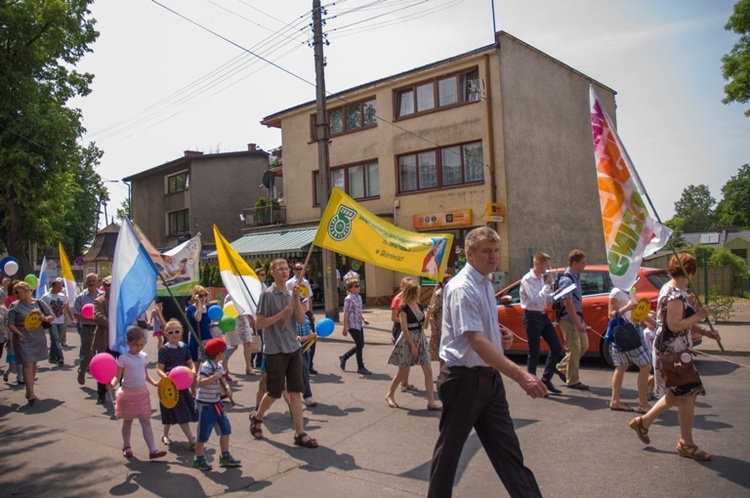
{"left": 413, "top": 209, "right": 473, "bottom": 230}
{"left": 486, "top": 202, "right": 505, "bottom": 223}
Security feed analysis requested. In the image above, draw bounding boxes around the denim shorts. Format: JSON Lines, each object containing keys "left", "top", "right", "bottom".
{"left": 196, "top": 401, "right": 232, "bottom": 442}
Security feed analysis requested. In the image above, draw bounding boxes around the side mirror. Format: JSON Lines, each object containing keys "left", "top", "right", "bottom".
{"left": 500, "top": 295, "right": 513, "bottom": 305}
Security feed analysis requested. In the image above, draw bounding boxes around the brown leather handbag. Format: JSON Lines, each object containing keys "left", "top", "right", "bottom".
{"left": 659, "top": 350, "right": 699, "bottom": 387}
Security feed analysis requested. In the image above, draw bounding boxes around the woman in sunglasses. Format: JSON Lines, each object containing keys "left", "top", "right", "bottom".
{"left": 7, "top": 281, "right": 54, "bottom": 404}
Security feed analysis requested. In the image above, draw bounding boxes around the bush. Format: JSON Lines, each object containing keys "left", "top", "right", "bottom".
{"left": 706, "top": 285, "right": 735, "bottom": 322}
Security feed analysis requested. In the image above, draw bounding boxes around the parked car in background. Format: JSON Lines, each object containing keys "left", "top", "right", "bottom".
{"left": 496, "top": 265, "right": 671, "bottom": 367}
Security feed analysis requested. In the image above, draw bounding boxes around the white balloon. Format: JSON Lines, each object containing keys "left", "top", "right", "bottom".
{"left": 4, "top": 261, "right": 18, "bottom": 276}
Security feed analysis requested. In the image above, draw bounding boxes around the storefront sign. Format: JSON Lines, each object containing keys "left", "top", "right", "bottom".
{"left": 413, "top": 209, "right": 473, "bottom": 230}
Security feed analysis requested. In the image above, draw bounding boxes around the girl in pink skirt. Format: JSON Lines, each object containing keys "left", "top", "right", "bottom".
{"left": 109, "top": 326, "right": 167, "bottom": 460}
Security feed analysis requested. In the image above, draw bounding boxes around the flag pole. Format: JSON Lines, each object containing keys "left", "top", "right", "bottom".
{"left": 156, "top": 274, "right": 234, "bottom": 403}
{"left": 280, "top": 243, "right": 316, "bottom": 331}
{"left": 597, "top": 90, "right": 723, "bottom": 351}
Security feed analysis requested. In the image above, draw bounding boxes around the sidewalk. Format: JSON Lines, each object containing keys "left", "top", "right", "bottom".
{"left": 315, "top": 306, "right": 750, "bottom": 355}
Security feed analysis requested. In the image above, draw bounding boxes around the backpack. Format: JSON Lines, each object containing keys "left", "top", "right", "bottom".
{"left": 550, "top": 270, "right": 573, "bottom": 320}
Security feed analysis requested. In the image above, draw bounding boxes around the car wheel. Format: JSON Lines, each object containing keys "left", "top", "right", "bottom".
{"left": 600, "top": 338, "right": 615, "bottom": 369}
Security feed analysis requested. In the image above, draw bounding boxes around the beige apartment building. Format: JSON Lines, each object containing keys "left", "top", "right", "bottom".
{"left": 260, "top": 31, "right": 615, "bottom": 304}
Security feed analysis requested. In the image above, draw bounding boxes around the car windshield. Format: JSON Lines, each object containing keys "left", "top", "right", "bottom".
{"left": 646, "top": 271, "right": 671, "bottom": 290}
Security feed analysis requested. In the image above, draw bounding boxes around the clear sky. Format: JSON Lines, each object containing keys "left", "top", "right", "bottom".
{"left": 72, "top": 0, "right": 748, "bottom": 228}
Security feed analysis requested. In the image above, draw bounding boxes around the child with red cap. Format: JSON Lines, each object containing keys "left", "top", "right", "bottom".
{"left": 193, "top": 338, "right": 240, "bottom": 471}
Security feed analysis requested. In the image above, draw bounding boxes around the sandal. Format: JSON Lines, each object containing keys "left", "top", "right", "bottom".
{"left": 189, "top": 437, "right": 196, "bottom": 449}
{"left": 636, "top": 404, "right": 651, "bottom": 414}
{"left": 293, "top": 432, "right": 319, "bottom": 448}
{"left": 609, "top": 401, "right": 634, "bottom": 412}
{"left": 629, "top": 416, "right": 650, "bottom": 445}
{"left": 161, "top": 435, "right": 173, "bottom": 446}
{"left": 677, "top": 442, "right": 712, "bottom": 461}
{"left": 122, "top": 446, "right": 133, "bottom": 458}
{"left": 400, "top": 383, "right": 418, "bottom": 392}
{"left": 384, "top": 395, "right": 398, "bottom": 408}
{"left": 249, "top": 411, "right": 263, "bottom": 439}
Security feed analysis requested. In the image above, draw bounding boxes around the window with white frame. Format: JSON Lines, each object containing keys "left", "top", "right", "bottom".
{"left": 167, "top": 209, "right": 190, "bottom": 235}
{"left": 398, "top": 141, "right": 483, "bottom": 193}
{"left": 166, "top": 171, "right": 189, "bottom": 194}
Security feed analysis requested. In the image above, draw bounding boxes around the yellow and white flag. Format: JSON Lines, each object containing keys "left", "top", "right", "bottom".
{"left": 58, "top": 242, "right": 78, "bottom": 303}
{"left": 213, "top": 225, "right": 263, "bottom": 316}
{"left": 314, "top": 187, "right": 453, "bottom": 280}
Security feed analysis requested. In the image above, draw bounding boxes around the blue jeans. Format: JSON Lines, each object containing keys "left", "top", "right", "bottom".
{"left": 301, "top": 349, "right": 313, "bottom": 398}
{"left": 48, "top": 323, "right": 64, "bottom": 362}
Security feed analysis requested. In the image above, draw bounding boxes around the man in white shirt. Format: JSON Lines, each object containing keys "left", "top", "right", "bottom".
{"left": 428, "top": 227, "right": 546, "bottom": 498}
{"left": 287, "top": 263, "right": 317, "bottom": 373}
{"left": 42, "top": 278, "right": 75, "bottom": 365}
{"left": 520, "top": 252, "right": 564, "bottom": 394}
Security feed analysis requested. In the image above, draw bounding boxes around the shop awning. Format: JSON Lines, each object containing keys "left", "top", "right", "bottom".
{"left": 206, "top": 227, "right": 317, "bottom": 261}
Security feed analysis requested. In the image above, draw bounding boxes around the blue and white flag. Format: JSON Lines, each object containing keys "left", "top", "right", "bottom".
{"left": 35, "top": 256, "right": 48, "bottom": 300}
{"left": 109, "top": 218, "right": 159, "bottom": 354}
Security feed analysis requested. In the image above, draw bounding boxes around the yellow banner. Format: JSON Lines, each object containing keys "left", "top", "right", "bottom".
{"left": 313, "top": 188, "right": 454, "bottom": 280}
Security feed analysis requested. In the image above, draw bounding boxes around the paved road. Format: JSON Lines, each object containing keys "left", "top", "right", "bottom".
{"left": 1, "top": 320, "right": 749, "bottom": 497}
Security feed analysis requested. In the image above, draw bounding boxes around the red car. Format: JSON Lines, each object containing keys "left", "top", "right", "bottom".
{"left": 495, "top": 265, "right": 671, "bottom": 367}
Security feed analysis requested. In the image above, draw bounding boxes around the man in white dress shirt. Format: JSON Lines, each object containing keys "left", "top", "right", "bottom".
{"left": 520, "top": 252, "right": 564, "bottom": 394}
{"left": 427, "top": 227, "right": 546, "bottom": 498}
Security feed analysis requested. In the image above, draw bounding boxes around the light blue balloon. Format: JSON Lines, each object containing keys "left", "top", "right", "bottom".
{"left": 316, "top": 317, "right": 335, "bottom": 338}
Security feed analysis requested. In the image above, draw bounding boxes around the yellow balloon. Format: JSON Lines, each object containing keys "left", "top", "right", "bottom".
{"left": 631, "top": 298, "right": 651, "bottom": 323}
{"left": 224, "top": 302, "right": 239, "bottom": 318}
{"left": 158, "top": 377, "right": 178, "bottom": 409}
{"left": 24, "top": 310, "right": 43, "bottom": 330}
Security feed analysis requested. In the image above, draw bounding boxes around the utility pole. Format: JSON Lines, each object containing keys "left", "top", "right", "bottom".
{"left": 312, "top": 0, "right": 339, "bottom": 321}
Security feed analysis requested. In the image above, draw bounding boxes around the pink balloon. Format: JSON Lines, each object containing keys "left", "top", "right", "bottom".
{"left": 90, "top": 353, "right": 117, "bottom": 384}
{"left": 168, "top": 366, "right": 195, "bottom": 391}
{"left": 81, "top": 303, "right": 94, "bottom": 320}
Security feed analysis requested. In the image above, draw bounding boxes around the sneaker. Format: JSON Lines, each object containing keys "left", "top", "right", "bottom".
{"left": 648, "top": 392, "right": 659, "bottom": 401}
{"left": 357, "top": 367, "right": 372, "bottom": 375}
{"left": 224, "top": 373, "right": 233, "bottom": 382}
{"left": 303, "top": 396, "right": 317, "bottom": 407}
{"left": 339, "top": 355, "right": 347, "bottom": 371}
{"left": 193, "top": 455, "right": 212, "bottom": 471}
{"left": 77, "top": 371, "right": 85, "bottom": 385}
{"left": 309, "top": 368, "right": 318, "bottom": 375}
{"left": 97, "top": 395, "right": 106, "bottom": 404}
{"left": 219, "top": 452, "right": 241, "bottom": 467}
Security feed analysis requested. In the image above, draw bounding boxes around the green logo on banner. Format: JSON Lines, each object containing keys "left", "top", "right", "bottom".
{"left": 328, "top": 205, "right": 356, "bottom": 241}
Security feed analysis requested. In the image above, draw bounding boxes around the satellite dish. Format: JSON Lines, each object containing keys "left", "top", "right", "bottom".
{"left": 262, "top": 170, "right": 275, "bottom": 189}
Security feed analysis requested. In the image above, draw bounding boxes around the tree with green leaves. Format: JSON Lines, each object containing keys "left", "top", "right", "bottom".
{"left": 0, "top": 0, "right": 100, "bottom": 273}
{"left": 715, "top": 164, "right": 750, "bottom": 228}
{"left": 671, "top": 184, "right": 716, "bottom": 233}
{"left": 115, "top": 196, "right": 131, "bottom": 221}
{"left": 722, "top": 0, "right": 750, "bottom": 116}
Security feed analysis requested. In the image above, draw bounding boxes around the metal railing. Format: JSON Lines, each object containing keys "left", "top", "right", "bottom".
{"left": 242, "top": 205, "right": 287, "bottom": 227}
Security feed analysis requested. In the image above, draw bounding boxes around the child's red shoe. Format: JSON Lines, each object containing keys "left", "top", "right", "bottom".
{"left": 149, "top": 450, "right": 167, "bottom": 460}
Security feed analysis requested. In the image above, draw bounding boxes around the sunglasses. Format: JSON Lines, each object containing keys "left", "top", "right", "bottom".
{"left": 165, "top": 330, "right": 182, "bottom": 335}
{"left": 294, "top": 268, "right": 303, "bottom": 271}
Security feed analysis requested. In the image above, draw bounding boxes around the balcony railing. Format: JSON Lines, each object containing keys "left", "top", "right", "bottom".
{"left": 243, "top": 205, "right": 286, "bottom": 228}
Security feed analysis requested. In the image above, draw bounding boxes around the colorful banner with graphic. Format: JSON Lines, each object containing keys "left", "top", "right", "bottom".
{"left": 132, "top": 224, "right": 201, "bottom": 296}
{"left": 313, "top": 187, "right": 454, "bottom": 280}
{"left": 590, "top": 86, "right": 672, "bottom": 290}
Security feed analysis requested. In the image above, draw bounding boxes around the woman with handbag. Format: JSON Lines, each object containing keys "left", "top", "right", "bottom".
{"left": 628, "top": 253, "right": 721, "bottom": 460}
{"left": 7, "top": 281, "right": 54, "bottom": 404}
{"left": 608, "top": 287, "right": 655, "bottom": 413}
